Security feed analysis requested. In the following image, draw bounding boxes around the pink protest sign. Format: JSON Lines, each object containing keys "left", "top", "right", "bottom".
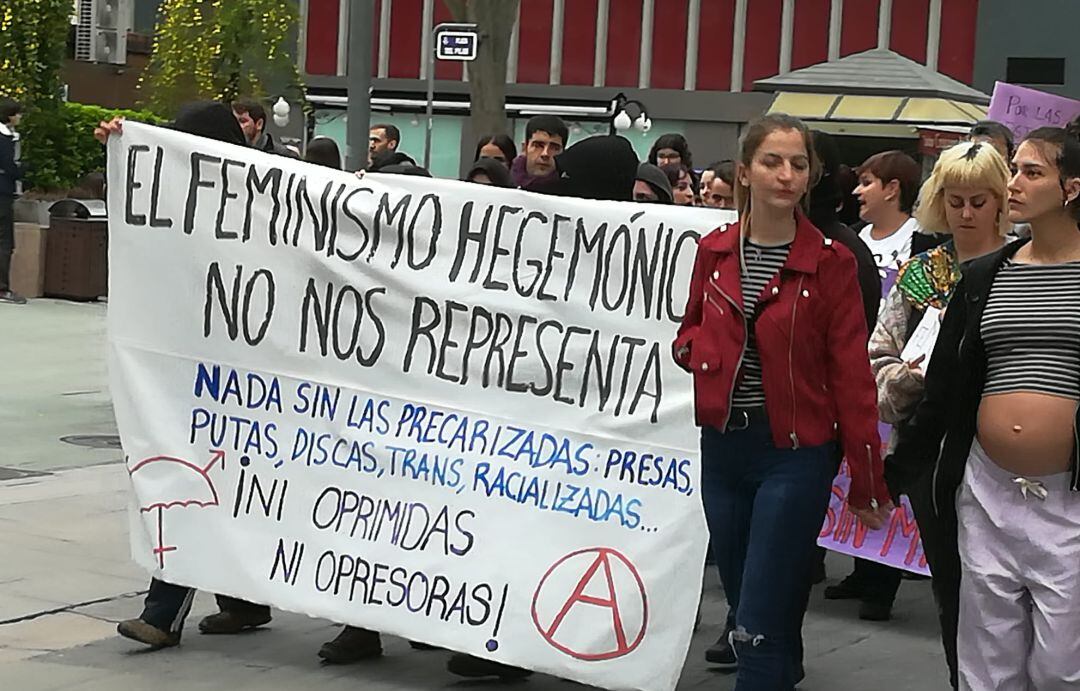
{"left": 816, "top": 265, "right": 930, "bottom": 576}
{"left": 987, "top": 81, "right": 1080, "bottom": 139}
{"left": 818, "top": 461, "right": 930, "bottom": 576}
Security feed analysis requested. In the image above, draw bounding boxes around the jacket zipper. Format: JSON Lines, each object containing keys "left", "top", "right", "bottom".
{"left": 710, "top": 277, "right": 747, "bottom": 431}
{"left": 788, "top": 277, "right": 804, "bottom": 449}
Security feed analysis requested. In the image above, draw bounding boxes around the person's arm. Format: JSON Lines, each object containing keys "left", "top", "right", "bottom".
{"left": 822, "top": 250, "right": 891, "bottom": 523}
{"left": 672, "top": 237, "right": 709, "bottom": 373}
{"left": 0, "top": 137, "right": 16, "bottom": 181}
{"left": 887, "top": 278, "right": 968, "bottom": 496}
{"left": 870, "top": 287, "right": 925, "bottom": 424}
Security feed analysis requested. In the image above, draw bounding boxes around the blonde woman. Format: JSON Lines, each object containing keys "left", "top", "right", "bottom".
{"left": 873, "top": 141, "right": 1010, "bottom": 684}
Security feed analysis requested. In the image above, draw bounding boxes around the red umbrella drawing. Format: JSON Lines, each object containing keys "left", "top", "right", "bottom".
{"left": 128, "top": 450, "right": 226, "bottom": 567}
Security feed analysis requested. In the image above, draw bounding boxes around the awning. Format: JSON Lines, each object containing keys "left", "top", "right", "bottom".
{"left": 768, "top": 92, "right": 988, "bottom": 138}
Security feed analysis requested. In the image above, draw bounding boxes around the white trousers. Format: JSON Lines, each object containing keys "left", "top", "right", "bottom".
{"left": 956, "top": 439, "right": 1080, "bottom": 691}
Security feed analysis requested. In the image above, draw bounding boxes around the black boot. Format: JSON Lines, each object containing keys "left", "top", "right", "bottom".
{"left": 447, "top": 653, "right": 533, "bottom": 679}
{"left": 704, "top": 625, "right": 737, "bottom": 669}
{"left": 318, "top": 626, "right": 383, "bottom": 664}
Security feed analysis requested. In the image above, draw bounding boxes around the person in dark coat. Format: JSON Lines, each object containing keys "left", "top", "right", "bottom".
{"left": 0, "top": 98, "right": 26, "bottom": 304}
{"left": 305, "top": 136, "right": 341, "bottom": 169}
{"left": 464, "top": 158, "right": 514, "bottom": 187}
{"left": 549, "top": 134, "right": 639, "bottom": 201}
{"left": 232, "top": 98, "right": 297, "bottom": 158}
{"left": 634, "top": 162, "right": 674, "bottom": 203}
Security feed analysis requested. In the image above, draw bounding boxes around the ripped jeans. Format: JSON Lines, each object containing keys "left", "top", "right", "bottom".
{"left": 701, "top": 421, "right": 836, "bottom": 691}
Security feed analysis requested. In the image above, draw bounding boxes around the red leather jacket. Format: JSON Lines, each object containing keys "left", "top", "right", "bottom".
{"left": 673, "top": 213, "right": 888, "bottom": 510}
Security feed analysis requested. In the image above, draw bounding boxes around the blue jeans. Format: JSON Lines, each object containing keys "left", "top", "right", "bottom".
{"left": 701, "top": 422, "right": 836, "bottom": 691}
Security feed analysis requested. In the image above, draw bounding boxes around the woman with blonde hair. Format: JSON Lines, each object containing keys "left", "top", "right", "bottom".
{"left": 874, "top": 140, "right": 1010, "bottom": 686}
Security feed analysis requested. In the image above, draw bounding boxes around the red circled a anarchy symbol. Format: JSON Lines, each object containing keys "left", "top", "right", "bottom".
{"left": 531, "top": 547, "right": 648, "bottom": 661}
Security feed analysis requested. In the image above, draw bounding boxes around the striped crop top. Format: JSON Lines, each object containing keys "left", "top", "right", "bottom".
{"left": 732, "top": 240, "right": 791, "bottom": 408}
{"left": 981, "top": 260, "right": 1080, "bottom": 400}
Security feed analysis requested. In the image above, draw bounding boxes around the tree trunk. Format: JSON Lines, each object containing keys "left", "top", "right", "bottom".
{"left": 444, "top": 0, "right": 519, "bottom": 137}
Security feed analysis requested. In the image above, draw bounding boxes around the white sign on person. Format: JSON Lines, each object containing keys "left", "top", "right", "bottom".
{"left": 107, "top": 123, "right": 726, "bottom": 691}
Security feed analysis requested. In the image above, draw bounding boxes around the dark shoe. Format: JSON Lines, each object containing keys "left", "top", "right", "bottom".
{"left": 117, "top": 618, "right": 180, "bottom": 649}
{"left": 0, "top": 290, "right": 27, "bottom": 305}
{"left": 318, "top": 626, "right": 383, "bottom": 664}
{"left": 198, "top": 608, "right": 271, "bottom": 634}
{"left": 704, "top": 628, "right": 737, "bottom": 669}
{"left": 858, "top": 601, "right": 893, "bottom": 621}
{"left": 823, "top": 575, "right": 864, "bottom": 600}
{"left": 409, "top": 640, "right": 440, "bottom": 651}
{"left": 447, "top": 653, "right": 533, "bottom": 679}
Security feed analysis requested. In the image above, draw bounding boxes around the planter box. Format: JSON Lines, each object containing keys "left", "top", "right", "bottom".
{"left": 10, "top": 223, "right": 47, "bottom": 298}
{"left": 13, "top": 198, "right": 51, "bottom": 226}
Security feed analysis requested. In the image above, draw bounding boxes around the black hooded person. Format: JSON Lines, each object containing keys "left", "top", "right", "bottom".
{"left": 551, "top": 135, "right": 639, "bottom": 202}
{"left": 464, "top": 158, "right": 514, "bottom": 187}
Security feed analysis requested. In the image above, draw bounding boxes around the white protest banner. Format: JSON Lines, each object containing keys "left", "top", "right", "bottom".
{"left": 107, "top": 123, "right": 730, "bottom": 691}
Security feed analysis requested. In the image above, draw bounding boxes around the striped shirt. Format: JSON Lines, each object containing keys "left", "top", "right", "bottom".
{"left": 981, "top": 260, "right": 1080, "bottom": 399}
{"left": 732, "top": 240, "right": 791, "bottom": 407}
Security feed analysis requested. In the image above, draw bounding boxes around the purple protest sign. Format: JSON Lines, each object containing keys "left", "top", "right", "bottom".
{"left": 987, "top": 81, "right": 1080, "bottom": 139}
{"left": 818, "top": 461, "right": 930, "bottom": 576}
{"left": 815, "top": 264, "right": 931, "bottom": 575}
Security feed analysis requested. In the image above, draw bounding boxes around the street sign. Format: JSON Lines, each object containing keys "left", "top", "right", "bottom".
{"left": 437, "top": 28, "right": 478, "bottom": 61}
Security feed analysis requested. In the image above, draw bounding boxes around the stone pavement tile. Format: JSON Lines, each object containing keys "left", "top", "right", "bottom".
{"left": 0, "top": 659, "right": 116, "bottom": 691}
{"left": 0, "top": 612, "right": 117, "bottom": 654}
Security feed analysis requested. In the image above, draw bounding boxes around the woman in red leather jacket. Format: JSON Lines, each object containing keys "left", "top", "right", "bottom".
{"left": 673, "top": 113, "right": 892, "bottom": 690}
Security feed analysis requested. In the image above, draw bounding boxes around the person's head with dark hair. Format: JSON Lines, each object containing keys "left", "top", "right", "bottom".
{"left": 175, "top": 101, "right": 247, "bottom": 146}
{"left": 634, "top": 162, "right": 673, "bottom": 204}
{"left": 0, "top": 98, "right": 23, "bottom": 127}
{"left": 808, "top": 130, "right": 843, "bottom": 228}
{"left": 969, "top": 119, "right": 1014, "bottom": 160}
{"left": 231, "top": 98, "right": 267, "bottom": 145}
{"left": 835, "top": 164, "right": 861, "bottom": 226}
{"left": 661, "top": 162, "right": 695, "bottom": 206}
{"left": 648, "top": 133, "right": 694, "bottom": 171}
{"left": 521, "top": 115, "right": 568, "bottom": 179}
{"left": 552, "top": 135, "right": 638, "bottom": 201}
{"left": 702, "top": 160, "right": 736, "bottom": 209}
{"left": 474, "top": 134, "right": 517, "bottom": 168}
{"left": 465, "top": 158, "right": 514, "bottom": 187}
{"left": 1009, "top": 124, "right": 1080, "bottom": 226}
{"left": 305, "top": 136, "right": 342, "bottom": 169}
{"left": 369, "top": 123, "right": 401, "bottom": 164}
{"left": 854, "top": 150, "right": 922, "bottom": 225}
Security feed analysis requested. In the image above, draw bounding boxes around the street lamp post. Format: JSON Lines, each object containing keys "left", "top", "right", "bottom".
{"left": 609, "top": 93, "right": 652, "bottom": 136}
{"left": 345, "top": 0, "right": 375, "bottom": 171}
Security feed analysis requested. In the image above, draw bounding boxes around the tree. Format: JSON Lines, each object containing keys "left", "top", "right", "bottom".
{"left": 443, "top": 0, "right": 520, "bottom": 137}
{"left": 142, "top": 0, "right": 305, "bottom": 116}
{"left": 0, "top": 0, "right": 70, "bottom": 104}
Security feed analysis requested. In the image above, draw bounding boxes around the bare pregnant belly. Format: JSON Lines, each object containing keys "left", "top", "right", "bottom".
{"left": 977, "top": 392, "right": 1077, "bottom": 476}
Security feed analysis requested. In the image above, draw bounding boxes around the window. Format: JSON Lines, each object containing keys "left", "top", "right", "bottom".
{"left": 1006, "top": 58, "right": 1066, "bottom": 86}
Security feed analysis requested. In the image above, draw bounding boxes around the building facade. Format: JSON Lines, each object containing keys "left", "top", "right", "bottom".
{"left": 299, "top": 0, "right": 984, "bottom": 174}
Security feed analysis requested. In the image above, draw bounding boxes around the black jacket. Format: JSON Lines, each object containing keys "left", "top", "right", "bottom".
{"left": 0, "top": 131, "right": 22, "bottom": 197}
{"left": 815, "top": 219, "right": 880, "bottom": 334}
{"left": 255, "top": 131, "right": 298, "bottom": 159}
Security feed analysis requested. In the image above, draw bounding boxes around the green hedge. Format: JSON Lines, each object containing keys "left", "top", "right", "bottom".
{"left": 20, "top": 102, "right": 164, "bottom": 193}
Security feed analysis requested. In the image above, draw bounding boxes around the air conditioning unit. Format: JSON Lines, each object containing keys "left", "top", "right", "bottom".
{"left": 73, "top": 0, "right": 130, "bottom": 65}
